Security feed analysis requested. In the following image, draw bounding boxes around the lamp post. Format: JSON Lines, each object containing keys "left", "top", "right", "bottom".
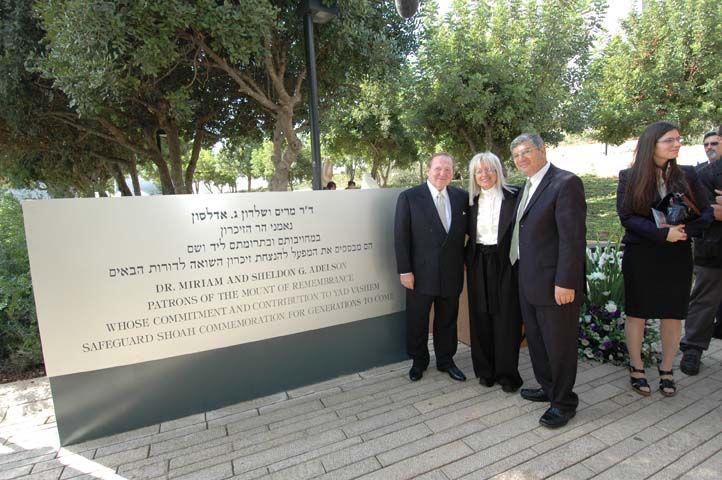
{"left": 301, "top": 0, "right": 338, "bottom": 190}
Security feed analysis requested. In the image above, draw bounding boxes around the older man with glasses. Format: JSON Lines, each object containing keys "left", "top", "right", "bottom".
{"left": 700, "top": 131, "right": 722, "bottom": 167}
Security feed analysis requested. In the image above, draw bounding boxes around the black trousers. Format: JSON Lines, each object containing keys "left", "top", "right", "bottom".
{"left": 405, "top": 289, "right": 458, "bottom": 370}
{"left": 519, "top": 288, "right": 580, "bottom": 412}
{"left": 468, "top": 246, "right": 522, "bottom": 387}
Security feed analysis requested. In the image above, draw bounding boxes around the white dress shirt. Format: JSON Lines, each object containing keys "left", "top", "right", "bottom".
{"left": 521, "top": 161, "right": 551, "bottom": 213}
{"left": 476, "top": 188, "right": 501, "bottom": 245}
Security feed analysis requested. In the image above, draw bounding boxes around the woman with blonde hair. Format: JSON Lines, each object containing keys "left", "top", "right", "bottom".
{"left": 465, "top": 152, "right": 523, "bottom": 392}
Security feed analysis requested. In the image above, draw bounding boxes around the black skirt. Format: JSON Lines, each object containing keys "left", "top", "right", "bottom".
{"left": 622, "top": 242, "right": 693, "bottom": 319}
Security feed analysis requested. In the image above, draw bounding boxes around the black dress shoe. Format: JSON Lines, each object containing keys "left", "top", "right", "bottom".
{"left": 479, "top": 377, "right": 495, "bottom": 387}
{"left": 409, "top": 366, "right": 423, "bottom": 382}
{"left": 501, "top": 383, "right": 521, "bottom": 393}
{"left": 539, "top": 407, "right": 576, "bottom": 428}
{"left": 520, "top": 388, "right": 549, "bottom": 402}
{"left": 438, "top": 364, "right": 467, "bottom": 381}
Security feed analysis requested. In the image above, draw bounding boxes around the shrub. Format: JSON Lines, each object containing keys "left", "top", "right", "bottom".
{"left": 579, "top": 241, "right": 661, "bottom": 366}
{"left": 0, "top": 193, "right": 42, "bottom": 373}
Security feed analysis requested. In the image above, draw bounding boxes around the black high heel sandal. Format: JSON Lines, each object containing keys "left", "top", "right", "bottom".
{"left": 658, "top": 368, "right": 677, "bottom": 397}
{"left": 629, "top": 365, "right": 651, "bottom": 396}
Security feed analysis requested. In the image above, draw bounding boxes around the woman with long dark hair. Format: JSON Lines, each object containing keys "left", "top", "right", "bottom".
{"left": 617, "top": 121, "right": 712, "bottom": 397}
{"left": 465, "top": 152, "right": 523, "bottom": 392}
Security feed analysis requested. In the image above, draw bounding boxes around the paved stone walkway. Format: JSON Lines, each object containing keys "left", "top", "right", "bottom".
{"left": 1, "top": 341, "right": 721, "bottom": 480}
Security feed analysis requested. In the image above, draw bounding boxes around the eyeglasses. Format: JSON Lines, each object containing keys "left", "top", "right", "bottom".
{"left": 657, "top": 137, "right": 683, "bottom": 145}
{"left": 475, "top": 168, "right": 497, "bottom": 175}
{"left": 704, "top": 142, "right": 719, "bottom": 147}
{"left": 511, "top": 147, "right": 537, "bottom": 160}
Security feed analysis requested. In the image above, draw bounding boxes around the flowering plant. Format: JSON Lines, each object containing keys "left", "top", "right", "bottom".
{"left": 579, "top": 241, "right": 660, "bottom": 366}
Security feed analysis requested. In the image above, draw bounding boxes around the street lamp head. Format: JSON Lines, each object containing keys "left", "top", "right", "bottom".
{"left": 302, "top": 0, "right": 339, "bottom": 24}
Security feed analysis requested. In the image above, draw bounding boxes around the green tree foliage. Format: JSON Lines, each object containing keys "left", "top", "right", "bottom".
{"left": 180, "top": 0, "right": 416, "bottom": 190}
{"left": 587, "top": 0, "right": 722, "bottom": 143}
{"left": 30, "top": 0, "right": 274, "bottom": 194}
{"left": 0, "top": 193, "right": 41, "bottom": 373}
{"left": 409, "top": 0, "right": 606, "bottom": 161}
{"left": 326, "top": 75, "right": 417, "bottom": 187}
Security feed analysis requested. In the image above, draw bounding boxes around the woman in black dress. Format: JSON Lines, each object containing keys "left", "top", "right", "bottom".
{"left": 465, "top": 152, "right": 523, "bottom": 392}
{"left": 617, "top": 121, "right": 712, "bottom": 397}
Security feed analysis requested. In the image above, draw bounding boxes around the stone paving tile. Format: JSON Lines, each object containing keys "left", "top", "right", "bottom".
{"left": 286, "top": 373, "right": 362, "bottom": 398}
{"left": 414, "top": 471, "right": 449, "bottom": 480}
{"left": 118, "top": 459, "right": 168, "bottom": 480}
{"left": 263, "top": 460, "right": 324, "bottom": 480}
{"left": 0, "top": 464, "right": 32, "bottom": 480}
{"left": 591, "top": 430, "right": 706, "bottom": 479}
{"left": 677, "top": 442, "right": 722, "bottom": 480}
{"left": 321, "top": 377, "right": 409, "bottom": 407}
{"left": 226, "top": 401, "right": 325, "bottom": 435}
{"left": 160, "top": 413, "right": 207, "bottom": 433}
{"left": 266, "top": 437, "right": 361, "bottom": 473}
{"left": 441, "top": 431, "right": 541, "bottom": 479}
{"left": 172, "top": 461, "right": 232, "bottom": 480}
{"left": 93, "top": 423, "right": 208, "bottom": 458}
{"left": 205, "top": 392, "right": 287, "bottom": 422}
{"left": 456, "top": 449, "right": 537, "bottom": 480}
{"left": 258, "top": 388, "right": 342, "bottom": 415}
{"left": 314, "top": 457, "right": 381, "bottom": 480}
{"left": 11, "top": 466, "right": 63, "bottom": 480}
{"left": 320, "top": 424, "right": 431, "bottom": 471}
{"left": 340, "top": 406, "right": 419, "bottom": 438}
{"left": 547, "top": 463, "right": 596, "bottom": 480}
{"left": 638, "top": 432, "right": 722, "bottom": 480}
{"left": 356, "top": 441, "right": 474, "bottom": 480}
{"left": 490, "top": 435, "right": 607, "bottom": 479}
{"left": 581, "top": 425, "right": 668, "bottom": 473}
{"left": 377, "top": 420, "right": 485, "bottom": 467}
{"left": 150, "top": 426, "right": 227, "bottom": 456}
{"left": 231, "top": 429, "right": 346, "bottom": 475}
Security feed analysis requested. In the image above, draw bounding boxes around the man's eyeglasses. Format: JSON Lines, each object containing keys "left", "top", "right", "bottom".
{"left": 512, "top": 147, "right": 537, "bottom": 160}
{"left": 657, "top": 137, "right": 683, "bottom": 145}
{"left": 704, "top": 141, "right": 719, "bottom": 148}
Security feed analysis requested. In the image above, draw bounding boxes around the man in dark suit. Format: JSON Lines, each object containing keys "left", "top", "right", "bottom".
{"left": 509, "top": 133, "right": 586, "bottom": 428}
{"left": 394, "top": 152, "right": 468, "bottom": 382}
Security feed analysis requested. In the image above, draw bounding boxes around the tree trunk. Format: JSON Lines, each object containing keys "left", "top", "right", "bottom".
{"left": 129, "top": 155, "right": 141, "bottom": 195}
{"left": 165, "top": 123, "right": 185, "bottom": 193}
{"left": 381, "top": 160, "right": 392, "bottom": 187}
{"left": 247, "top": 175, "right": 252, "bottom": 191}
{"left": 112, "top": 165, "right": 133, "bottom": 196}
{"left": 144, "top": 127, "right": 175, "bottom": 194}
{"left": 185, "top": 126, "right": 205, "bottom": 194}
{"left": 269, "top": 112, "right": 303, "bottom": 192}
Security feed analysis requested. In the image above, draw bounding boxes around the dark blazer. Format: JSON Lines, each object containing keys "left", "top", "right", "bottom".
{"left": 394, "top": 183, "right": 468, "bottom": 297}
{"left": 516, "top": 164, "right": 587, "bottom": 306}
{"left": 617, "top": 166, "right": 713, "bottom": 246}
{"left": 693, "top": 161, "right": 722, "bottom": 267}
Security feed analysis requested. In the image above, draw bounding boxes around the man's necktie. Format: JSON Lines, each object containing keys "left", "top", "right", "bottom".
{"left": 509, "top": 180, "right": 531, "bottom": 265}
{"left": 437, "top": 193, "right": 449, "bottom": 232}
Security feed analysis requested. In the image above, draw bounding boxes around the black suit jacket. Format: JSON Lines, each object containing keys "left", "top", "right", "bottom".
{"left": 516, "top": 164, "right": 587, "bottom": 306}
{"left": 394, "top": 183, "right": 468, "bottom": 297}
{"left": 465, "top": 186, "right": 519, "bottom": 269}
{"left": 617, "top": 166, "right": 712, "bottom": 247}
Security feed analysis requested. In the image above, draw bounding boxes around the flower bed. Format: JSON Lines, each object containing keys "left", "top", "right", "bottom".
{"left": 580, "top": 242, "right": 661, "bottom": 366}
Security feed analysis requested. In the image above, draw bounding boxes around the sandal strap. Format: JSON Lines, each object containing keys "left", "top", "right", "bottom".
{"left": 658, "top": 368, "right": 674, "bottom": 376}
{"left": 629, "top": 365, "right": 646, "bottom": 374}
{"left": 659, "top": 378, "right": 676, "bottom": 391}
{"left": 631, "top": 377, "right": 650, "bottom": 389}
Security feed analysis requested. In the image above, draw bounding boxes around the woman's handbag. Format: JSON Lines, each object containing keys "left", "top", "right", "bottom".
{"left": 657, "top": 192, "right": 701, "bottom": 225}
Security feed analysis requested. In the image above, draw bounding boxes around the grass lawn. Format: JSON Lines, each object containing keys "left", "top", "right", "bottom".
{"left": 502, "top": 172, "right": 623, "bottom": 243}
{"left": 581, "top": 174, "right": 623, "bottom": 243}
